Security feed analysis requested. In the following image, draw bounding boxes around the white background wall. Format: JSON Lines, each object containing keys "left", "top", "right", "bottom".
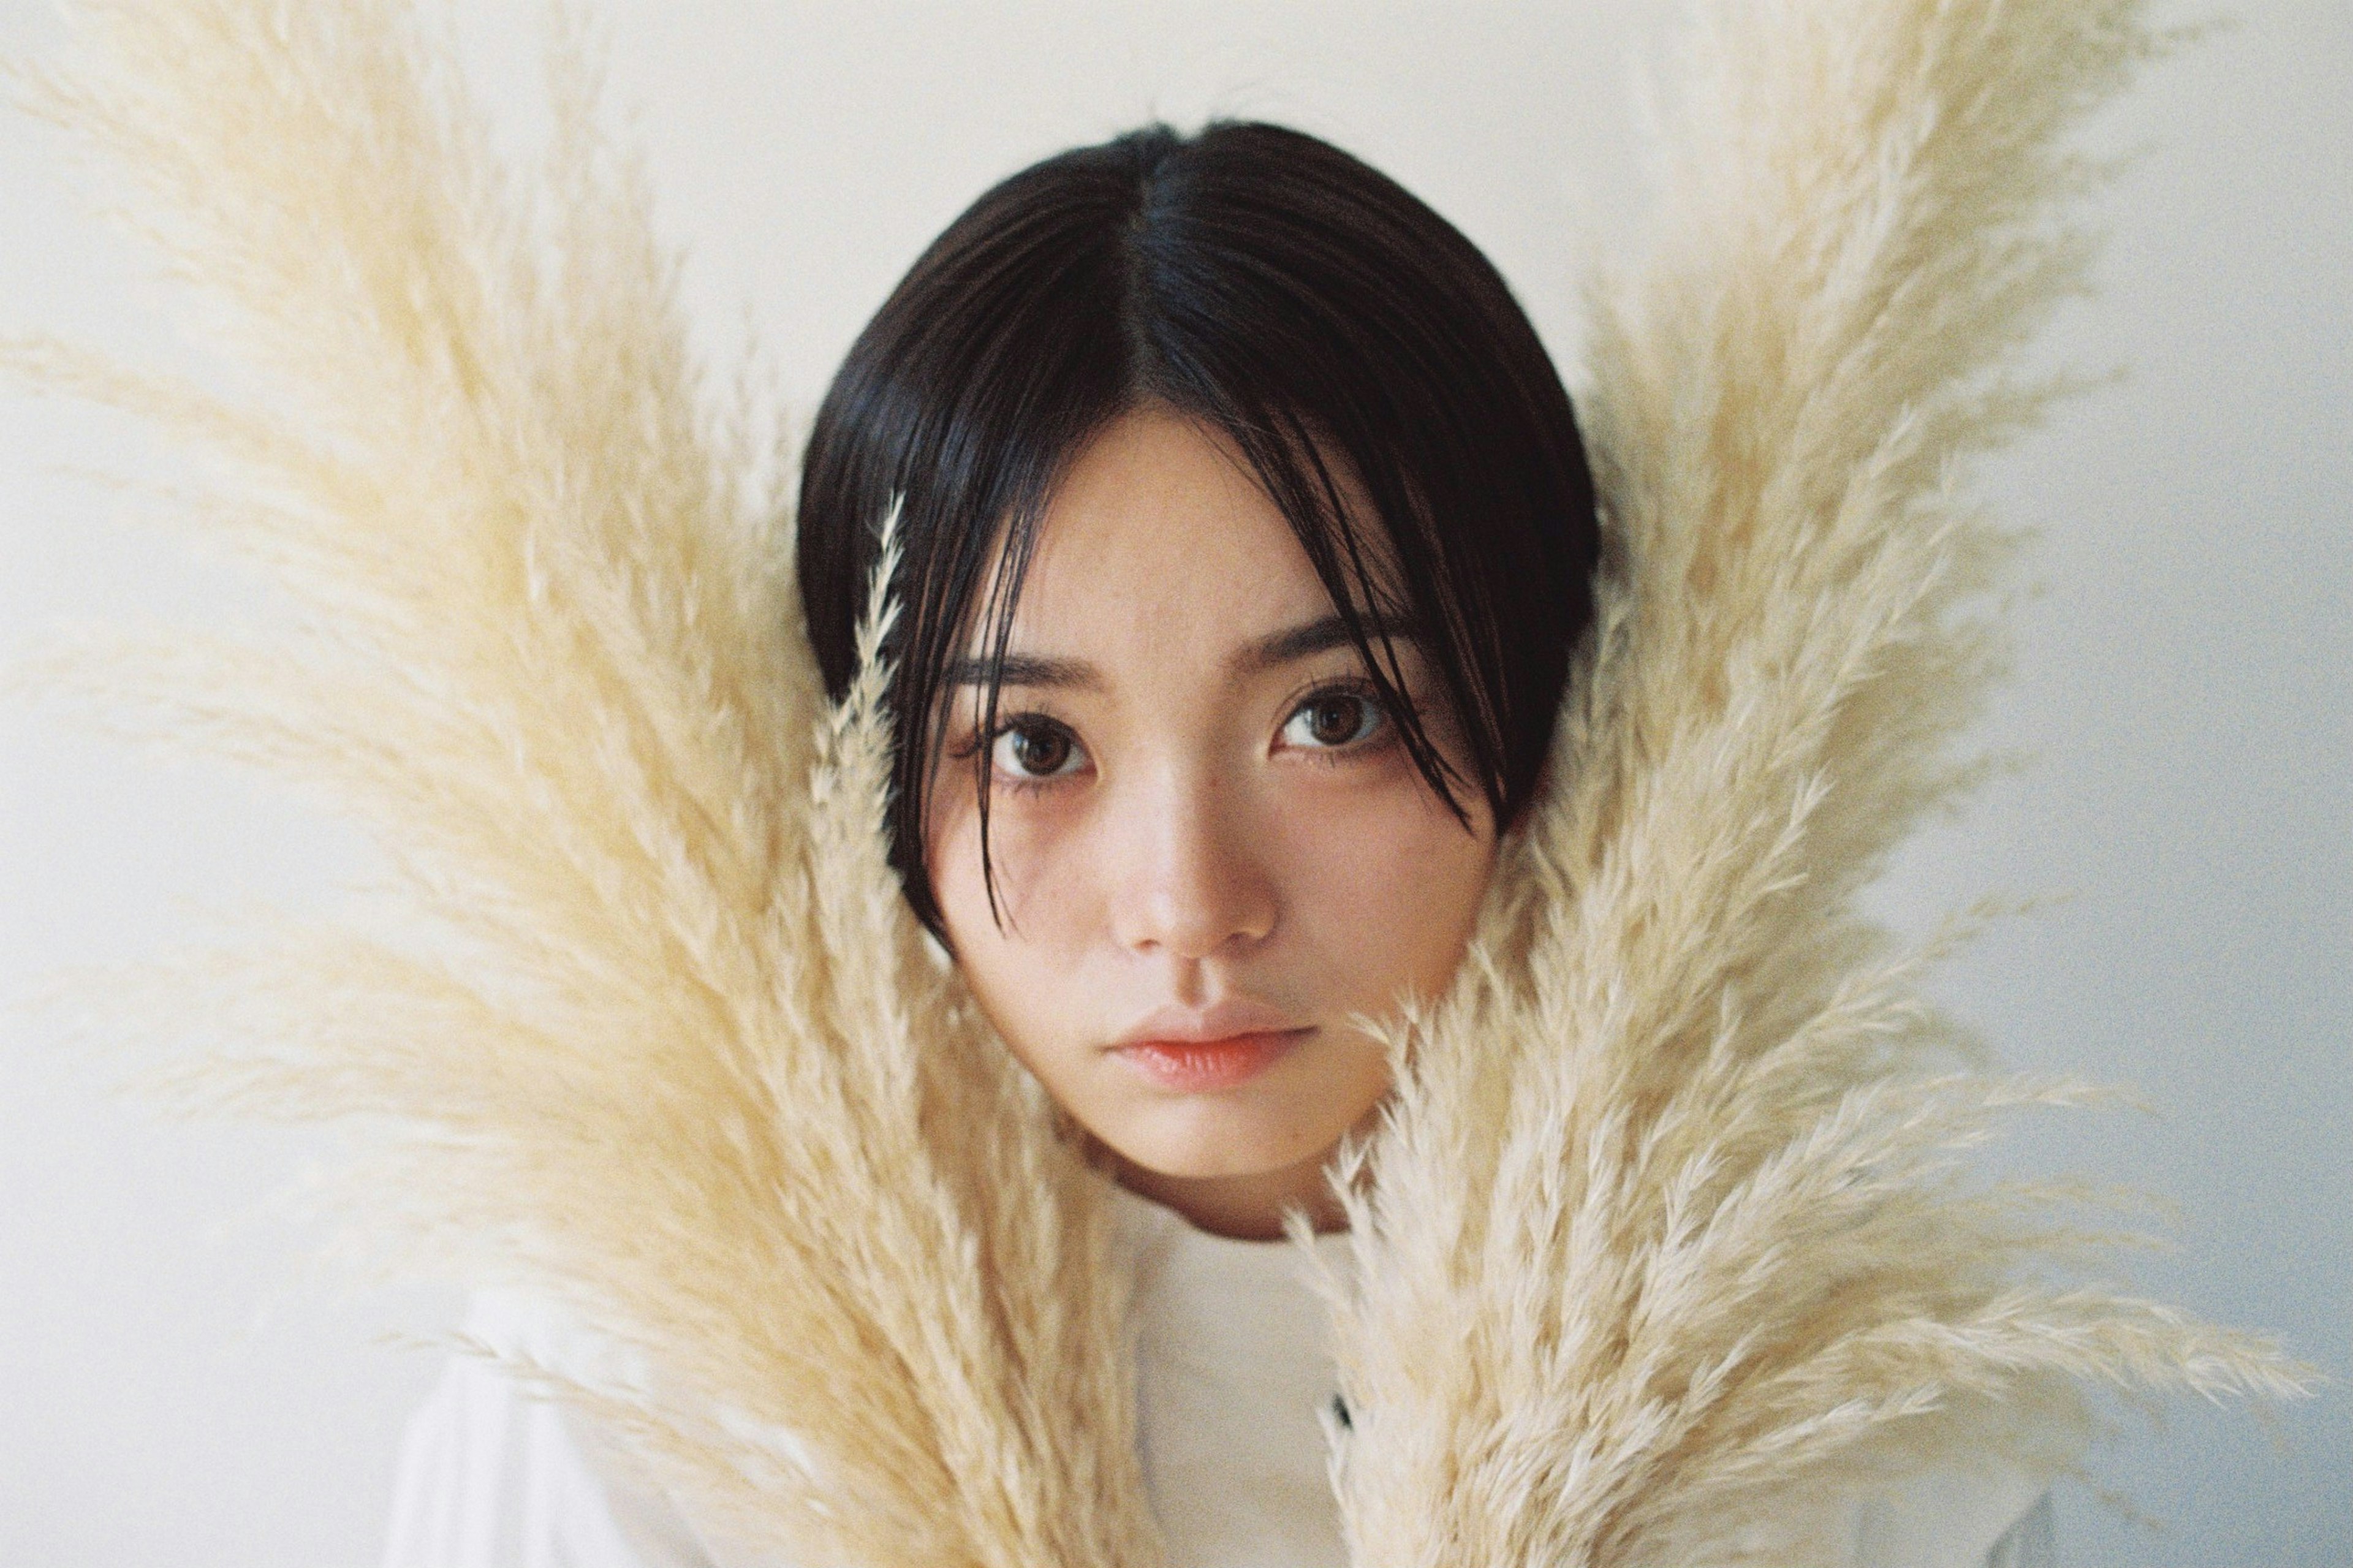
{"left": 1, "top": 1, "right": 2344, "bottom": 1564}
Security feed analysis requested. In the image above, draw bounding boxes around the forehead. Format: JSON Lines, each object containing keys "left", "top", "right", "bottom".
{"left": 1001, "top": 407, "right": 1376, "bottom": 662}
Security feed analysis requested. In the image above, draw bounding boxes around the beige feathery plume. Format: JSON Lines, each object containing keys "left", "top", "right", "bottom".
{"left": 1320, "top": 2, "right": 2309, "bottom": 1565}
{"left": 5, "top": 1, "right": 2313, "bottom": 1566}
{"left": 6, "top": 4, "right": 1154, "bottom": 1566}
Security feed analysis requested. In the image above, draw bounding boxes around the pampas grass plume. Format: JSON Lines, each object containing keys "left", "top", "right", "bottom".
{"left": 6, "top": 2, "right": 2313, "bottom": 1566}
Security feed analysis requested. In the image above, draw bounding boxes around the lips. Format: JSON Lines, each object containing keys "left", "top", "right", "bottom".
{"left": 1108, "top": 999, "right": 1313, "bottom": 1093}
{"left": 1114, "top": 1030, "right": 1311, "bottom": 1091}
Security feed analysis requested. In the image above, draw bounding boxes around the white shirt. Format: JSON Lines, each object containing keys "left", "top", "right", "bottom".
{"left": 382, "top": 1188, "right": 2055, "bottom": 1568}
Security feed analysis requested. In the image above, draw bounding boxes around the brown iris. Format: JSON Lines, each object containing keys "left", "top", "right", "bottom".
{"left": 1007, "top": 723, "right": 1074, "bottom": 776}
{"left": 1301, "top": 693, "right": 1373, "bottom": 746}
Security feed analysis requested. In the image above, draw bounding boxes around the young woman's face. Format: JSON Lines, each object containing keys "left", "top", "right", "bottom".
{"left": 924, "top": 406, "right": 1497, "bottom": 1238}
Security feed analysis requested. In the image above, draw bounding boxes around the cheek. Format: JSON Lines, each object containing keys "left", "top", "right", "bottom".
{"left": 928, "top": 781, "right": 1094, "bottom": 949}
{"left": 1268, "top": 772, "right": 1495, "bottom": 1001}
{"left": 924, "top": 781, "right": 1102, "bottom": 1062}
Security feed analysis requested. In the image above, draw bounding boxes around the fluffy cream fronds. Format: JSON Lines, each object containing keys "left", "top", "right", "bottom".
{"left": 1319, "top": 1, "right": 2310, "bottom": 1564}
{"left": 11, "top": 1, "right": 2314, "bottom": 1566}
{"left": 8, "top": 5, "right": 1154, "bottom": 1566}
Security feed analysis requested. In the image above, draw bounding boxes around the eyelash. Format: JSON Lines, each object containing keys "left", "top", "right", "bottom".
{"left": 949, "top": 680, "right": 1395, "bottom": 798}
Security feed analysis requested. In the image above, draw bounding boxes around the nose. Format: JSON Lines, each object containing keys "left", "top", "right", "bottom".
{"left": 1107, "top": 762, "right": 1278, "bottom": 961}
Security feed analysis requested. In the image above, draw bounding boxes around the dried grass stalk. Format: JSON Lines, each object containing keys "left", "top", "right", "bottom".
{"left": 6, "top": 1, "right": 2309, "bottom": 1565}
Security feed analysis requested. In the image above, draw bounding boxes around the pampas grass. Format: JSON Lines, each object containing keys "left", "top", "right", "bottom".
{"left": 7, "top": 4, "right": 1152, "bottom": 1566}
{"left": 1317, "top": 2, "right": 2309, "bottom": 1564}
{"left": 6, "top": 1, "right": 2310, "bottom": 1565}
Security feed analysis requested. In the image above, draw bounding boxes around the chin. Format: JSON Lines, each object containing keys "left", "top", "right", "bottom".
{"left": 1110, "top": 1097, "right": 1340, "bottom": 1183}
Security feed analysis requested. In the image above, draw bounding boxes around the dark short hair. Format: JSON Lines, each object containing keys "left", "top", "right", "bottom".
{"left": 796, "top": 120, "right": 1600, "bottom": 935}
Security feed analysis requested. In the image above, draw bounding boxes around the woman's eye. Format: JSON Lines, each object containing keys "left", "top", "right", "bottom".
{"left": 990, "top": 719, "right": 1086, "bottom": 780}
{"left": 1282, "top": 689, "right": 1385, "bottom": 751}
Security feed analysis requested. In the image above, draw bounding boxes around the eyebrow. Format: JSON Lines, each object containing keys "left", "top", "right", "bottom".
{"left": 942, "top": 612, "right": 1419, "bottom": 691}
{"left": 1233, "top": 611, "right": 1419, "bottom": 675}
{"left": 942, "top": 650, "right": 1101, "bottom": 691}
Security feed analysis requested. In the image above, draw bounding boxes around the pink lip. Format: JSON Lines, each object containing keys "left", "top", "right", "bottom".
{"left": 1109, "top": 1000, "right": 1313, "bottom": 1092}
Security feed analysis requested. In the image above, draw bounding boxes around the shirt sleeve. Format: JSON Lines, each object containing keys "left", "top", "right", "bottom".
{"left": 1983, "top": 1493, "right": 2055, "bottom": 1568}
{"left": 1847, "top": 1458, "right": 2057, "bottom": 1568}
{"left": 380, "top": 1292, "right": 721, "bottom": 1568}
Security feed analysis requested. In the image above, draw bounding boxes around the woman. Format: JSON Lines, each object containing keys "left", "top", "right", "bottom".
{"left": 17, "top": 3, "right": 2297, "bottom": 1567}
{"left": 382, "top": 123, "right": 2058, "bottom": 1568}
